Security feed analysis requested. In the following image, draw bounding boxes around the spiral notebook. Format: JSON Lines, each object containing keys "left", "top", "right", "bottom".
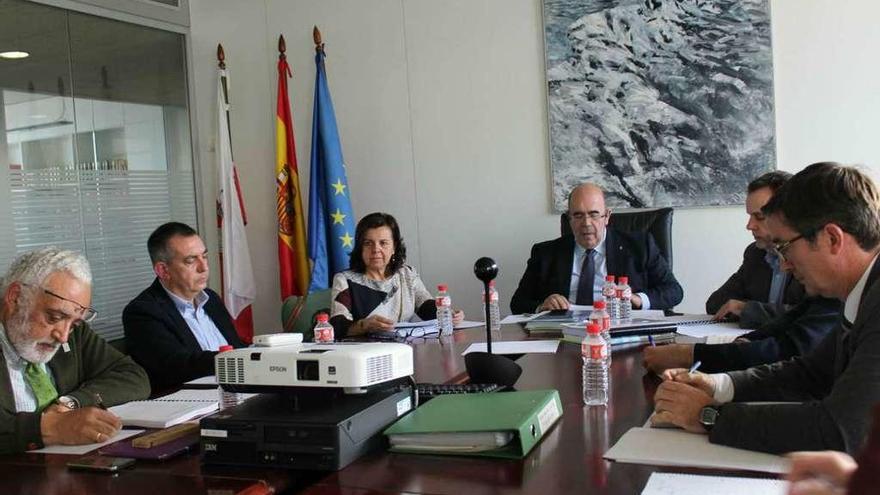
{"left": 108, "top": 389, "right": 220, "bottom": 428}
{"left": 641, "top": 473, "right": 787, "bottom": 495}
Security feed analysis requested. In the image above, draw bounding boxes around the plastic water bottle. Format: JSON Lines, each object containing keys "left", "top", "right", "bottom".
{"left": 313, "top": 312, "right": 334, "bottom": 343}
{"left": 482, "top": 280, "right": 501, "bottom": 332}
{"left": 590, "top": 300, "right": 612, "bottom": 364}
{"left": 218, "top": 345, "right": 244, "bottom": 410}
{"left": 436, "top": 284, "right": 454, "bottom": 335}
{"left": 582, "top": 322, "right": 609, "bottom": 406}
{"left": 616, "top": 276, "right": 632, "bottom": 321}
{"left": 602, "top": 275, "right": 618, "bottom": 320}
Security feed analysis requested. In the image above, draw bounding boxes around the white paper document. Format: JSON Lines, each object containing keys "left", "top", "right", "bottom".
{"left": 605, "top": 427, "right": 790, "bottom": 474}
{"left": 395, "top": 319, "right": 438, "bottom": 329}
{"left": 453, "top": 320, "right": 485, "bottom": 329}
{"left": 184, "top": 375, "right": 217, "bottom": 386}
{"left": 500, "top": 311, "right": 549, "bottom": 325}
{"left": 462, "top": 340, "right": 559, "bottom": 356}
{"left": 28, "top": 429, "right": 144, "bottom": 455}
{"left": 641, "top": 473, "right": 788, "bottom": 495}
{"left": 675, "top": 321, "right": 751, "bottom": 340}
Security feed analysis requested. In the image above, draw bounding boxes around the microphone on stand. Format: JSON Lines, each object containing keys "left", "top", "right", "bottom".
{"left": 464, "top": 257, "right": 522, "bottom": 387}
{"left": 473, "top": 257, "right": 499, "bottom": 353}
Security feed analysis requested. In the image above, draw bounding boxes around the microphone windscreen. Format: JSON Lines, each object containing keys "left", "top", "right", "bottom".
{"left": 474, "top": 257, "right": 499, "bottom": 282}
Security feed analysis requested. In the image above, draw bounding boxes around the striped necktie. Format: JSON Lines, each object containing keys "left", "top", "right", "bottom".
{"left": 24, "top": 362, "right": 58, "bottom": 412}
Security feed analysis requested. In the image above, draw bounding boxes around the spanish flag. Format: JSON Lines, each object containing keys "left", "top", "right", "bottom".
{"left": 275, "top": 35, "right": 309, "bottom": 298}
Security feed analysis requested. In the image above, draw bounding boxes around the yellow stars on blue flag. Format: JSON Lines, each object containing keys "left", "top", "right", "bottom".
{"left": 332, "top": 178, "right": 347, "bottom": 196}
{"left": 340, "top": 232, "right": 354, "bottom": 249}
{"left": 331, "top": 208, "right": 346, "bottom": 225}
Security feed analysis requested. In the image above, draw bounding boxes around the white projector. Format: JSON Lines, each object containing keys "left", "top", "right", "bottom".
{"left": 215, "top": 342, "right": 413, "bottom": 394}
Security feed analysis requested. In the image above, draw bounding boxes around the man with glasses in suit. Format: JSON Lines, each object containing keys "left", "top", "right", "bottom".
{"left": 653, "top": 162, "right": 880, "bottom": 455}
{"left": 0, "top": 247, "right": 149, "bottom": 453}
{"left": 510, "top": 183, "right": 683, "bottom": 314}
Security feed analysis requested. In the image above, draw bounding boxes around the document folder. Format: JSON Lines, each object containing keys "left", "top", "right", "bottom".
{"left": 384, "top": 389, "right": 562, "bottom": 459}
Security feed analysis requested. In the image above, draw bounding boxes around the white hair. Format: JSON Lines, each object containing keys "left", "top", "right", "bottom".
{"left": 0, "top": 247, "right": 92, "bottom": 296}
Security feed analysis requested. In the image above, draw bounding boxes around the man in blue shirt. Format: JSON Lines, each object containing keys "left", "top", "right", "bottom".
{"left": 705, "top": 171, "right": 807, "bottom": 327}
{"left": 123, "top": 222, "right": 244, "bottom": 391}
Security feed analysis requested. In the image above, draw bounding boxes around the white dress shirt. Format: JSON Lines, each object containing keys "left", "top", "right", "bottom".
{"left": 568, "top": 233, "right": 651, "bottom": 309}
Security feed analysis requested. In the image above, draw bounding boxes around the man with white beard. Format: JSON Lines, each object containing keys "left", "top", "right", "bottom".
{"left": 0, "top": 248, "right": 149, "bottom": 453}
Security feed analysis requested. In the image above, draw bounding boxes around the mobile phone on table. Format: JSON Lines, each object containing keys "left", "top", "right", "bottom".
{"left": 67, "top": 455, "right": 135, "bottom": 472}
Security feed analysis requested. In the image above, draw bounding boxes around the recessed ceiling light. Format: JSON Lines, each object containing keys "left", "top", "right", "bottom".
{"left": 0, "top": 51, "right": 30, "bottom": 59}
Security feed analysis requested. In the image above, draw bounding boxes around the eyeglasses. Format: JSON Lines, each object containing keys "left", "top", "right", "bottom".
{"left": 569, "top": 211, "right": 609, "bottom": 222}
{"left": 769, "top": 234, "right": 805, "bottom": 262}
{"left": 21, "top": 282, "right": 98, "bottom": 323}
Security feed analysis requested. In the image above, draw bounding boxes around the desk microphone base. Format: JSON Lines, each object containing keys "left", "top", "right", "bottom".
{"left": 465, "top": 352, "right": 522, "bottom": 387}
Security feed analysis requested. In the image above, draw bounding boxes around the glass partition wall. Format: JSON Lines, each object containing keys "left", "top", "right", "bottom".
{"left": 0, "top": 0, "right": 197, "bottom": 340}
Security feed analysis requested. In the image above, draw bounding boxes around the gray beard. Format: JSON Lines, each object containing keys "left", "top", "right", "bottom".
{"left": 6, "top": 308, "right": 59, "bottom": 364}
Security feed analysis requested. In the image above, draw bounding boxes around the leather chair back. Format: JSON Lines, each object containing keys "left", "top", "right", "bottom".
{"left": 560, "top": 207, "right": 674, "bottom": 269}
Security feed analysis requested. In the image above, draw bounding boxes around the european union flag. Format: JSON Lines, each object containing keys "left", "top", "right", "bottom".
{"left": 307, "top": 48, "right": 356, "bottom": 292}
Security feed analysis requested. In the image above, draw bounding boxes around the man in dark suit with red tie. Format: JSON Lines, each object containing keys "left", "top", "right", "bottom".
{"left": 510, "top": 183, "right": 683, "bottom": 314}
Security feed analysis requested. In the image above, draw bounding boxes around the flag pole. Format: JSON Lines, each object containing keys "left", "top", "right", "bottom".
{"left": 215, "top": 43, "right": 256, "bottom": 342}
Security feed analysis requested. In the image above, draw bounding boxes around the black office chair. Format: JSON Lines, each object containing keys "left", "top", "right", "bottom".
{"left": 560, "top": 207, "right": 674, "bottom": 269}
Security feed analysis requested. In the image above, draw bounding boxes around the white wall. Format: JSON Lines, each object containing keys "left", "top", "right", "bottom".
{"left": 188, "top": 0, "right": 880, "bottom": 334}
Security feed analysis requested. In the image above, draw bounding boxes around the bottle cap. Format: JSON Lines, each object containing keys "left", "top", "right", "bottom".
{"left": 619, "top": 276, "right": 629, "bottom": 284}
{"left": 587, "top": 322, "right": 601, "bottom": 335}
{"left": 218, "top": 345, "right": 233, "bottom": 352}
{"left": 594, "top": 300, "right": 606, "bottom": 309}
{"left": 316, "top": 312, "right": 329, "bottom": 323}
{"left": 606, "top": 275, "right": 615, "bottom": 282}
{"left": 437, "top": 284, "right": 448, "bottom": 292}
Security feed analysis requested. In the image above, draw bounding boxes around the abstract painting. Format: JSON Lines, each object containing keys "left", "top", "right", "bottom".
{"left": 544, "top": 0, "right": 775, "bottom": 210}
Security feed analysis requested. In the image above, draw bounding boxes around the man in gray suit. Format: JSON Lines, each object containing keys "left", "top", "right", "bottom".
{"left": 653, "top": 162, "right": 880, "bottom": 455}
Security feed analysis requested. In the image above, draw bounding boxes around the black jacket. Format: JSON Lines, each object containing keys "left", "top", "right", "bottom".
{"left": 510, "top": 229, "right": 683, "bottom": 313}
{"left": 706, "top": 242, "right": 806, "bottom": 327}
{"left": 122, "top": 278, "right": 244, "bottom": 391}
{"left": 694, "top": 296, "right": 841, "bottom": 373}
{"left": 710, "top": 259, "right": 880, "bottom": 455}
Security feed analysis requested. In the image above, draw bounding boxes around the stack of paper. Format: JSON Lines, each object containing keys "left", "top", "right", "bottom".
{"left": 641, "top": 473, "right": 788, "bottom": 495}
{"left": 109, "top": 389, "right": 222, "bottom": 428}
{"left": 605, "top": 427, "right": 790, "bottom": 473}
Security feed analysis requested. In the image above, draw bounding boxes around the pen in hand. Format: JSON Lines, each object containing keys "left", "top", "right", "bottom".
{"left": 93, "top": 392, "right": 107, "bottom": 410}
{"left": 688, "top": 360, "right": 702, "bottom": 374}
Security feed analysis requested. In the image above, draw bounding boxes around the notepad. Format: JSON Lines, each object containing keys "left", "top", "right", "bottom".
{"left": 109, "top": 389, "right": 221, "bottom": 428}
{"left": 605, "top": 427, "right": 790, "bottom": 473}
{"left": 641, "top": 473, "right": 788, "bottom": 495}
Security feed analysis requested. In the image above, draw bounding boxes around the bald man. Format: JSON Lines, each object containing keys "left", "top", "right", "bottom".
{"left": 511, "top": 183, "right": 683, "bottom": 314}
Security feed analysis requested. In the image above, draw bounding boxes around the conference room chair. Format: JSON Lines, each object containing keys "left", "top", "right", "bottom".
{"left": 560, "top": 207, "right": 674, "bottom": 269}
{"left": 281, "top": 289, "right": 332, "bottom": 340}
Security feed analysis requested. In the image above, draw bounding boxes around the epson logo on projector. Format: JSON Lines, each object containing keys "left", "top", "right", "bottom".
{"left": 269, "top": 366, "right": 287, "bottom": 372}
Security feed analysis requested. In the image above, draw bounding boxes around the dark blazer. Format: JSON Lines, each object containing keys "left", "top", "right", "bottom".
{"left": 693, "top": 296, "right": 841, "bottom": 373}
{"left": 0, "top": 323, "right": 150, "bottom": 454}
{"left": 123, "top": 278, "right": 244, "bottom": 391}
{"left": 709, "top": 259, "right": 880, "bottom": 455}
{"left": 706, "top": 242, "right": 806, "bottom": 327}
{"left": 510, "top": 229, "right": 684, "bottom": 314}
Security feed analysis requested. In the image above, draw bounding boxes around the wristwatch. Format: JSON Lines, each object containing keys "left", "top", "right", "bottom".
{"left": 699, "top": 405, "right": 720, "bottom": 432}
{"left": 56, "top": 395, "right": 80, "bottom": 410}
